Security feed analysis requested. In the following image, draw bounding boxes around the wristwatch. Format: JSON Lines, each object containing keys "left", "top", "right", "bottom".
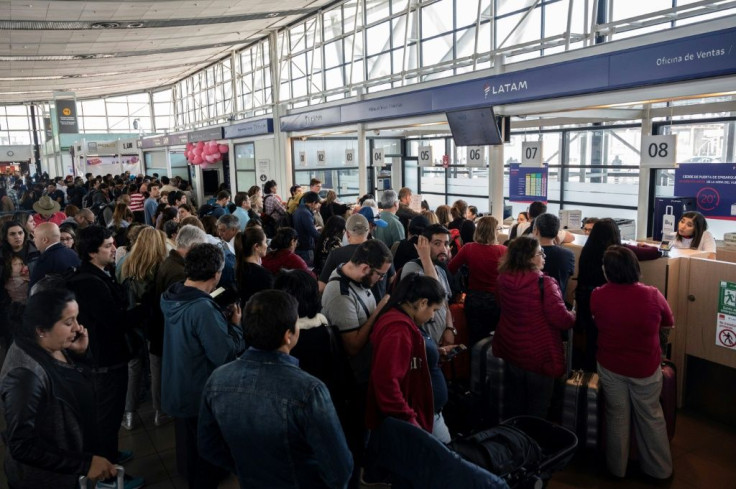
{"left": 445, "top": 326, "right": 457, "bottom": 336}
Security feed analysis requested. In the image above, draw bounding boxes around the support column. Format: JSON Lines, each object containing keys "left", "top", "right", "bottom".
{"left": 489, "top": 144, "right": 504, "bottom": 220}
{"left": 637, "top": 105, "right": 653, "bottom": 239}
{"left": 358, "top": 123, "right": 368, "bottom": 196}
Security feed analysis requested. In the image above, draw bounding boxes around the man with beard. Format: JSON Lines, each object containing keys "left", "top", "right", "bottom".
{"left": 400, "top": 224, "right": 455, "bottom": 346}
{"left": 321, "top": 239, "right": 391, "bottom": 489}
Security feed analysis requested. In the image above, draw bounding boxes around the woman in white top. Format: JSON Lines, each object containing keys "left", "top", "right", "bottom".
{"left": 673, "top": 211, "right": 716, "bottom": 259}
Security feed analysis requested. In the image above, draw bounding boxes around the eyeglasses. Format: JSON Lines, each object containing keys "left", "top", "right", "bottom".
{"left": 60, "top": 237, "right": 73, "bottom": 242}
{"left": 372, "top": 268, "right": 387, "bottom": 279}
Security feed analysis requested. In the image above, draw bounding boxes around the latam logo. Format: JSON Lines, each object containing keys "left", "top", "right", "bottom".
{"left": 483, "top": 80, "right": 529, "bottom": 99}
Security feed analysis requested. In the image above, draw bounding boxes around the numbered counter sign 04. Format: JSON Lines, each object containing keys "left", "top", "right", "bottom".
{"left": 418, "top": 145, "right": 433, "bottom": 167}
{"left": 317, "top": 150, "right": 326, "bottom": 166}
{"left": 298, "top": 151, "right": 307, "bottom": 167}
{"left": 466, "top": 146, "right": 485, "bottom": 167}
{"left": 372, "top": 147, "right": 385, "bottom": 166}
{"left": 521, "top": 141, "right": 543, "bottom": 167}
{"left": 345, "top": 148, "right": 355, "bottom": 166}
{"left": 640, "top": 135, "right": 677, "bottom": 167}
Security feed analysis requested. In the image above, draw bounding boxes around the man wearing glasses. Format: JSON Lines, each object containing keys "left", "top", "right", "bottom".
{"left": 582, "top": 217, "right": 599, "bottom": 235}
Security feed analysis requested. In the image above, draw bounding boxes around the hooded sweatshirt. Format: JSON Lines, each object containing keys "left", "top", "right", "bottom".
{"left": 493, "top": 270, "right": 575, "bottom": 377}
{"left": 160, "top": 281, "right": 245, "bottom": 418}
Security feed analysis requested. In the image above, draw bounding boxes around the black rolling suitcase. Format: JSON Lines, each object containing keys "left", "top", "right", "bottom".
{"left": 561, "top": 370, "right": 602, "bottom": 451}
{"left": 470, "top": 333, "right": 507, "bottom": 427}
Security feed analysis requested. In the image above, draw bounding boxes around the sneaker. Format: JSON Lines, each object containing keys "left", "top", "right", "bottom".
{"left": 154, "top": 410, "right": 172, "bottom": 427}
{"left": 117, "top": 450, "right": 133, "bottom": 464}
{"left": 96, "top": 473, "right": 145, "bottom": 489}
{"left": 120, "top": 411, "right": 135, "bottom": 431}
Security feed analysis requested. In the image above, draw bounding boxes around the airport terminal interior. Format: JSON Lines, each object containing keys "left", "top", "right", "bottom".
{"left": 2, "top": 0, "right": 736, "bottom": 488}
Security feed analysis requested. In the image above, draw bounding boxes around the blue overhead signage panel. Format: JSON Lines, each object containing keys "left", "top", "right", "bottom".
{"left": 674, "top": 163, "right": 736, "bottom": 220}
{"left": 609, "top": 29, "right": 736, "bottom": 88}
{"left": 341, "top": 91, "right": 434, "bottom": 123}
{"left": 279, "top": 107, "right": 341, "bottom": 131}
{"left": 223, "top": 118, "right": 274, "bottom": 139}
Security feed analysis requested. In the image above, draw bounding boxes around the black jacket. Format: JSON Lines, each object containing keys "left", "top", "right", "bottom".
{"left": 0, "top": 343, "right": 93, "bottom": 489}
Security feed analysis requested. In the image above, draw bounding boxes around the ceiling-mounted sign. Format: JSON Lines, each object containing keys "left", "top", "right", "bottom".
{"left": 298, "top": 151, "right": 307, "bottom": 167}
{"left": 118, "top": 139, "right": 138, "bottom": 155}
{"left": 317, "top": 150, "right": 326, "bottom": 166}
{"left": 521, "top": 141, "right": 543, "bottom": 167}
{"left": 54, "top": 99, "right": 79, "bottom": 134}
{"left": 418, "top": 146, "right": 432, "bottom": 167}
{"left": 188, "top": 126, "right": 224, "bottom": 143}
{"left": 223, "top": 118, "right": 274, "bottom": 139}
{"left": 345, "top": 148, "right": 355, "bottom": 166}
{"left": 372, "top": 147, "right": 385, "bottom": 166}
{"left": 466, "top": 146, "right": 485, "bottom": 167}
{"left": 641, "top": 135, "right": 677, "bottom": 166}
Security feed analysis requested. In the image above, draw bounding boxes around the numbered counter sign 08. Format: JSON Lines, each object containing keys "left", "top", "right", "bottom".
{"left": 521, "top": 141, "right": 543, "bottom": 167}
{"left": 640, "top": 135, "right": 677, "bottom": 166}
{"left": 466, "top": 146, "right": 485, "bottom": 167}
{"left": 418, "top": 145, "right": 433, "bottom": 167}
{"left": 345, "top": 149, "right": 355, "bottom": 166}
{"left": 372, "top": 147, "right": 385, "bottom": 166}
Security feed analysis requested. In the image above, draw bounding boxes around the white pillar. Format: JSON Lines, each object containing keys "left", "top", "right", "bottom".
{"left": 489, "top": 144, "right": 505, "bottom": 219}
{"left": 637, "top": 105, "right": 652, "bottom": 239}
{"left": 358, "top": 123, "right": 368, "bottom": 196}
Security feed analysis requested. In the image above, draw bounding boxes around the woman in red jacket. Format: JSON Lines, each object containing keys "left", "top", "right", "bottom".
{"left": 261, "top": 227, "right": 315, "bottom": 278}
{"left": 591, "top": 246, "right": 673, "bottom": 480}
{"left": 366, "top": 273, "right": 447, "bottom": 437}
{"left": 493, "top": 236, "right": 575, "bottom": 418}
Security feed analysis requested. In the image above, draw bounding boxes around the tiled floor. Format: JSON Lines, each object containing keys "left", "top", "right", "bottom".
{"left": 1, "top": 403, "right": 734, "bottom": 488}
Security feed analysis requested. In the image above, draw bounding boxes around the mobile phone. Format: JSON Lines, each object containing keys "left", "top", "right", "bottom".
{"left": 210, "top": 287, "right": 225, "bottom": 298}
{"left": 659, "top": 240, "right": 672, "bottom": 252}
{"left": 444, "top": 344, "right": 467, "bottom": 361}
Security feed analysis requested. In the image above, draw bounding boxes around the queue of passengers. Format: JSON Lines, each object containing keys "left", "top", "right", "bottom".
{"left": 0, "top": 171, "right": 716, "bottom": 488}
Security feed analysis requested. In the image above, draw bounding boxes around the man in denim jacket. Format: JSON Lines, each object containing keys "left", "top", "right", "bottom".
{"left": 199, "top": 290, "right": 353, "bottom": 488}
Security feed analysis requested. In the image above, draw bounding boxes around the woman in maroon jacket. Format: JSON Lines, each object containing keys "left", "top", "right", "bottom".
{"left": 493, "top": 236, "right": 575, "bottom": 418}
{"left": 261, "top": 227, "right": 315, "bottom": 278}
{"left": 366, "top": 273, "right": 447, "bottom": 436}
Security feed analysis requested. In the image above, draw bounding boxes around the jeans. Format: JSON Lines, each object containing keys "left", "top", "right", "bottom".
{"left": 175, "top": 417, "right": 229, "bottom": 489}
{"left": 149, "top": 351, "right": 162, "bottom": 412}
{"left": 91, "top": 365, "right": 128, "bottom": 461}
{"left": 597, "top": 363, "right": 672, "bottom": 479}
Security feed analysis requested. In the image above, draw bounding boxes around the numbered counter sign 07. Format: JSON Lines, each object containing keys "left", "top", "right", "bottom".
{"left": 372, "top": 147, "right": 385, "bottom": 166}
{"left": 418, "top": 145, "right": 433, "bottom": 167}
{"left": 345, "top": 149, "right": 355, "bottom": 166}
{"left": 466, "top": 146, "right": 485, "bottom": 167}
{"left": 521, "top": 141, "right": 542, "bottom": 167}
{"left": 317, "top": 150, "right": 326, "bottom": 166}
{"left": 640, "top": 135, "right": 677, "bottom": 166}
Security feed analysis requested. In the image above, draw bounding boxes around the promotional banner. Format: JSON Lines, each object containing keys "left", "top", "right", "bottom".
{"left": 55, "top": 99, "right": 79, "bottom": 134}
{"left": 674, "top": 163, "right": 736, "bottom": 219}
{"left": 509, "top": 163, "right": 548, "bottom": 203}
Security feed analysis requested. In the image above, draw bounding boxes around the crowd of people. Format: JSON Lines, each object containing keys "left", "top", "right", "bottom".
{"left": 0, "top": 169, "right": 713, "bottom": 488}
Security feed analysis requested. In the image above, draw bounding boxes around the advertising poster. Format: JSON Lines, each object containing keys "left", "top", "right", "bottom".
{"left": 674, "top": 163, "right": 736, "bottom": 219}
{"left": 509, "top": 163, "right": 548, "bottom": 203}
{"left": 54, "top": 99, "right": 79, "bottom": 134}
{"left": 717, "top": 281, "right": 736, "bottom": 351}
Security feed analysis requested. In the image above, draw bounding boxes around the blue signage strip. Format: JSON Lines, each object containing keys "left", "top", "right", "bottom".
{"left": 280, "top": 27, "right": 736, "bottom": 132}
{"left": 188, "top": 126, "right": 224, "bottom": 142}
{"left": 674, "top": 163, "right": 736, "bottom": 220}
{"left": 509, "top": 164, "right": 548, "bottom": 203}
{"left": 224, "top": 118, "right": 274, "bottom": 139}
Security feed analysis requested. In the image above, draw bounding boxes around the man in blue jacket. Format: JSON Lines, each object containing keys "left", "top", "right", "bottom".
{"left": 161, "top": 243, "right": 245, "bottom": 489}
{"left": 30, "top": 222, "right": 80, "bottom": 288}
{"left": 293, "top": 190, "right": 322, "bottom": 266}
{"left": 199, "top": 290, "right": 353, "bottom": 489}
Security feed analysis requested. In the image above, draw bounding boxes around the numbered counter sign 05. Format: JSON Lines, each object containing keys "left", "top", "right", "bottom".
{"left": 345, "top": 148, "right": 355, "bottom": 166}
{"left": 372, "top": 147, "right": 385, "bottom": 166}
{"left": 466, "top": 146, "right": 485, "bottom": 167}
{"left": 418, "top": 145, "right": 433, "bottom": 167}
{"left": 317, "top": 150, "right": 326, "bottom": 166}
{"left": 521, "top": 141, "right": 542, "bottom": 167}
{"left": 640, "top": 135, "right": 677, "bottom": 167}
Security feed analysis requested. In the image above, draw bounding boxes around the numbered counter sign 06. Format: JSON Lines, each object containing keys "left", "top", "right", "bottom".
{"left": 466, "top": 146, "right": 485, "bottom": 167}
{"left": 418, "top": 145, "right": 433, "bottom": 167}
{"left": 317, "top": 150, "right": 326, "bottom": 166}
{"left": 521, "top": 141, "right": 543, "bottom": 167}
{"left": 345, "top": 148, "right": 355, "bottom": 166}
{"left": 641, "top": 135, "right": 677, "bottom": 167}
{"left": 372, "top": 147, "right": 385, "bottom": 166}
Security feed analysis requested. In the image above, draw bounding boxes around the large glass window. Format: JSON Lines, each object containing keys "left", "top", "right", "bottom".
{"left": 234, "top": 143, "right": 256, "bottom": 192}
{"left": 292, "top": 138, "right": 360, "bottom": 199}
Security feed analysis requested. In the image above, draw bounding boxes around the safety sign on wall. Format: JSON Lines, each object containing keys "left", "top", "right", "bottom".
{"left": 716, "top": 281, "right": 736, "bottom": 351}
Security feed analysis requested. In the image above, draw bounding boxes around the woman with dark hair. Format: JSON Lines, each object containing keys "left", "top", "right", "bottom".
{"left": 235, "top": 227, "right": 273, "bottom": 306}
{"left": 274, "top": 269, "right": 349, "bottom": 402}
{"left": 448, "top": 199, "right": 475, "bottom": 246}
{"left": 261, "top": 227, "right": 314, "bottom": 277}
{"left": 320, "top": 190, "right": 350, "bottom": 223}
{"left": 576, "top": 218, "right": 659, "bottom": 369}
{"left": 12, "top": 211, "right": 35, "bottom": 239}
{"left": 673, "top": 210, "right": 716, "bottom": 258}
{"left": 591, "top": 246, "right": 673, "bottom": 480}
{"left": 314, "top": 216, "right": 346, "bottom": 276}
{"left": 493, "top": 236, "right": 575, "bottom": 418}
{"left": 59, "top": 223, "right": 77, "bottom": 251}
{"left": 448, "top": 216, "right": 507, "bottom": 346}
{"left": 0, "top": 288, "right": 118, "bottom": 488}
{"left": 435, "top": 205, "right": 451, "bottom": 228}
{"left": 366, "top": 272, "right": 455, "bottom": 442}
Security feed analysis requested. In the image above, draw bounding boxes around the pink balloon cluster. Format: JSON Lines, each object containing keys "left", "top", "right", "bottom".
{"left": 185, "top": 140, "right": 229, "bottom": 165}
